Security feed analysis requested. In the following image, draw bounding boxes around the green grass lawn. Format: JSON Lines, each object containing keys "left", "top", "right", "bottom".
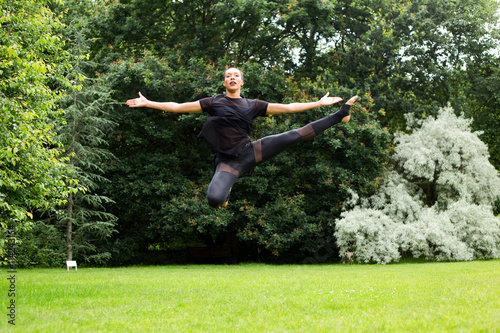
{"left": 1, "top": 260, "right": 499, "bottom": 332}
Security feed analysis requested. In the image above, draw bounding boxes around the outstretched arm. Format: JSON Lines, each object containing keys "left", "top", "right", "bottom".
{"left": 126, "top": 92, "right": 202, "bottom": 113}
{"left": 266, "top": 93, "right": 342, "bottom": 115}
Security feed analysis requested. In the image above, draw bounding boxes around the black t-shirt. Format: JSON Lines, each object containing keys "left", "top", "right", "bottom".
{"left": 198, "top": 94, "right": 268, "bottom": 156}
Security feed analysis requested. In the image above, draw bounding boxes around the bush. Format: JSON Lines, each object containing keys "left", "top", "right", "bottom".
{"left": 336, "top": 107, "right": 500, "bottom": 263}
{"left": 335, "top": 208, "right": 400, "bottom": 264}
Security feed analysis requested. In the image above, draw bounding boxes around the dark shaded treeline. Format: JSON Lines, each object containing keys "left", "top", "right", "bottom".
{"left": 10, "top": 0, "right": 500, "bottom": 266}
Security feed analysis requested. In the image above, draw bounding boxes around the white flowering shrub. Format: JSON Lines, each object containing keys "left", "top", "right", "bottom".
{"left": 394, "top": 106, "right": 500, "bottom": 209}
{"left": 336, "top": 106, "right": 500, "bottom": 263}
{"left": 363, "top": 172, "right": 424, "bottom": 223}
{"left": 335, "top": 209, "right": 400, "bottom": 264}
{"left": 447, "top": 201, "right": 500, "bottom": 259}
{"left": 408, "top": 207, "right": 474, "bottom": 262}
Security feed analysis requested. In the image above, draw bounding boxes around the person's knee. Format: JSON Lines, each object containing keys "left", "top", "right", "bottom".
{"left": 206, "top": 185, "right": 230, "bottom": 208}
{"left": 207, "top": 191, "right": 226, "bottom": 208}
{"left": 295, "top": 125, "right": 316, "bottom": 141}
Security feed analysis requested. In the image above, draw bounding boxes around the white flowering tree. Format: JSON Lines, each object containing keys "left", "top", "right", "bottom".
{"left": 335, "top": 106, "right": 500, "bottom": 263}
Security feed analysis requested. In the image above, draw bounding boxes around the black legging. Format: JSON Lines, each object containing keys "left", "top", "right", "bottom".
{"left": 206, "top": 104, "right": 351, "bottom": 207}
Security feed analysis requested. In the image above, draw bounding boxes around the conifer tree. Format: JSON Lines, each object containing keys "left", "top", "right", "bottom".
{"left": 51, "top": 5, "right": 118, "bottom": 265}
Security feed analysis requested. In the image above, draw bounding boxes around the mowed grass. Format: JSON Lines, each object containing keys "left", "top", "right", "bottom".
{"left": 1, "top": 260, "right": 499, "bottom": 332}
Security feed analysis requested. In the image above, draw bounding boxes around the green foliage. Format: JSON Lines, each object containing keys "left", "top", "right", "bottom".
{"left": 468, "top": 59, "right": 500, "bottom": 169}
{"left": 90, "top": 0, "right": 500, "bottom": 142}
{"left": 5, "top": 0, "right": 499, "bottom": 265}
{"left": 336, "top": 107, "right": 500, "bottom": 264}
{"left": 89, "top": 0, "right": 500, "bottom": 165}
{"left": 100, "top": 56, "right": 213, "bottom": 263}
{"left": 0, "top": 0, "right": 72, "bottom": 263}
{"left": 15, "top": 220, "right": 66, "bottom": 268}
{"left": 101, "top": 52, "right": 391, "bottom": 262}
{"left": 13, "top": 0, "right": 119, "bottom": 267}
{"left": 237, "top": 194, "right": 310, "bottom": 257}
{"left": 52, "top": 0, "right": 118, "bottom": 265}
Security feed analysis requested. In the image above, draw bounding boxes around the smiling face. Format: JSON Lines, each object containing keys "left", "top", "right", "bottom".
{"left": 222, "top": 68, "right": 244, "bottom": 97}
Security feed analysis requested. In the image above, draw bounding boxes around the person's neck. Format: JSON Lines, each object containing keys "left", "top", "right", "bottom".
{"left": 225, "top": 90, "right": 241, "bottom": 99}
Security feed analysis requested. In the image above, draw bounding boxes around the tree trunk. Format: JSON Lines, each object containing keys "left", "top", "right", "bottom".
{"left": 66, "top": 194, "right": 73, "bottom": 261}
{"left": 66, "top": 92, "right": 77, "bottom": 262}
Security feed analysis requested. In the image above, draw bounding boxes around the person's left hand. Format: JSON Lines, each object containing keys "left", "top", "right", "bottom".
{"left": 319, "top": 92, "right": 343, "bottom": 106}
{"left": 126, "top": 92, "right": 149, "bottom": 108}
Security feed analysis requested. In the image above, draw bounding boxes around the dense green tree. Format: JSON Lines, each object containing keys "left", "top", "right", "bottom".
{"left": 315, "top": 0, "right": 500, "bottom": 131}
{"left": 10, "top": 0, "right": 497, "bottom": 264}
{"left": 0, "top": 0, "right": 72, "bottom": 264}
{"left": 102, "top": 57, "right": 219, "bottom": 264}
{"left": 102, "top": 55, "right": 391, "bottom": 263}
{"left": 89, "top": 0, "right": 499, "bottom": 263}
{"left": 91, "top": 0, "right": 500, "bottom": 131}
{"left": 465, "top": 55, "right": 500, "bottom": 169}
{"left": 92, "top": 0, "right": 296, "bottom": 66}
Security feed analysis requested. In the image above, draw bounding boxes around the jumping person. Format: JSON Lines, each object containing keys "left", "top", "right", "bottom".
{"left": 126, "top": 68, "right": 358, "bottom": 208}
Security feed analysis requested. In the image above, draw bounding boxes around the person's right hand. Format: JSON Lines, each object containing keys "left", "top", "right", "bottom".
{"left": 126, "top": 92, "right": 148, "bottom": 107}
